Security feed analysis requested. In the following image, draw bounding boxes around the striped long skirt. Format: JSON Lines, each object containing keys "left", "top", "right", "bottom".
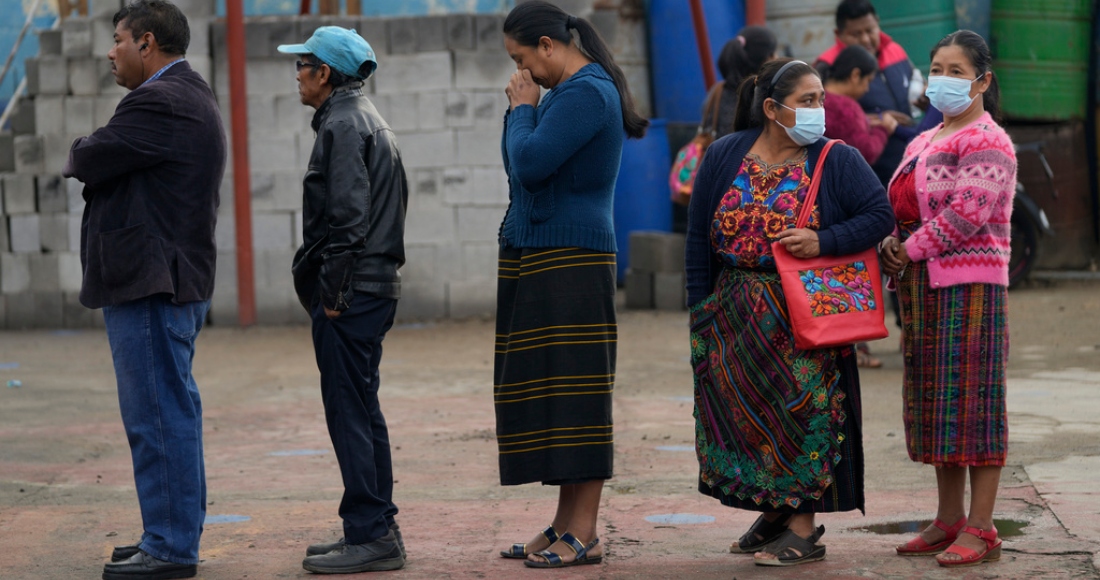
{"left": 896, "top": 254, "right": 1008, "bottom": 467}
{"left": 493, "top": 247, "right": 616, "bottom": 486}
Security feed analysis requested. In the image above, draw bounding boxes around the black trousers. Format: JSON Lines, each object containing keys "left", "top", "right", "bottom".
{"left": 311, "top": 295, "right": 398, "bottom": 545}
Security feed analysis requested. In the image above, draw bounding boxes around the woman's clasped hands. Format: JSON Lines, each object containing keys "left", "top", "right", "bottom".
{"left": 879, "top": 236, "right": 911, "bottom": 277}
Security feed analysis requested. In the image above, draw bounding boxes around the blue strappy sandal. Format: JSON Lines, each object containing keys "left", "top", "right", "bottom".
{"left": 524, "top": 532, "right": 602, "bottom": 568}
{"left": 500, "top": 525, "right": 558, "bottom": 559}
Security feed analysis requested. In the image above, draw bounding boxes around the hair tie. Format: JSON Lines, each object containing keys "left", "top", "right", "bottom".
{"left": 567, "top": 15, "right": 579, "bottom": 30}
{"left": 736, "top": 35, "right": 746, "bottom": 47}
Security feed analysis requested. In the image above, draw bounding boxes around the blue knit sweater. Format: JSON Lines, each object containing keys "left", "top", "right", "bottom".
{"left": 499, "top": 63, "right": 623, "bottom": 252}
{"left": 686, "top": 128, "right": 895, "bottom": 306}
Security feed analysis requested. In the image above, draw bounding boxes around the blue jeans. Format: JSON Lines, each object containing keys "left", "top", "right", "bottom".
{"left": 311, "top": 295, "right": 398, "bottom": 545}
{"left": 103, "top": 294, "right": 210, "bottom": 565}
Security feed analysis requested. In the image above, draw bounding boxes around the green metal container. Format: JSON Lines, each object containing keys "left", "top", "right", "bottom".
{"left": 991, "top": 0, "right": 1091, "bottom": 120}
{"left": 877, "top": 0, "right": 958, "bottom": 73}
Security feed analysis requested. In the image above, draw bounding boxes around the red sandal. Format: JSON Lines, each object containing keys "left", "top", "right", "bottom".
{"left": 936, "top": 525, "right": 1002, "bottom": 567}
{"left": 896, "top": 516, "right": 967, "bottom": 556}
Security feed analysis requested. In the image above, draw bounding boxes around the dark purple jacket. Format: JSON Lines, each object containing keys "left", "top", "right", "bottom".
{"left": 67, "top": 61, "right": 226, "bottom": 309}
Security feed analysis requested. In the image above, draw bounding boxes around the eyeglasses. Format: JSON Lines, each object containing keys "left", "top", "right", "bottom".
{"left": 295, "top": 60, "right": 321, "bottom": 71}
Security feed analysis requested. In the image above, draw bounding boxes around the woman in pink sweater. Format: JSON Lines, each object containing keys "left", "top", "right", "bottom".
{"left": 879, "top": 30, "right": 1016, "bottom": 568}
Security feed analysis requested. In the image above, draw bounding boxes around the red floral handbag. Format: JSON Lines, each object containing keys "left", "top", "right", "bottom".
{"left": 771, "top": 140, "right": 889, "bottom": 350}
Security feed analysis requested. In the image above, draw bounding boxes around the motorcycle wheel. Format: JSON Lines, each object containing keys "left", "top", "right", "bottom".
{"left": 1008, "top": 211, "right": 1040, "bottom": 288}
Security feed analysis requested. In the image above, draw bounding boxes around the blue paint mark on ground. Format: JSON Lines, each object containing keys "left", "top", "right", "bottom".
{"left": 0, "top": 363, "right": 19, "bottom": 370}
{"left": 645, "top": 513, "right": 716, "bottom": 525}
{"left": 655, "top": 445, "right": 694, "bottom": 452}
{"left": 205, "top": 514, "right": 251, "bottom": 524}
{"left": 268, "top": 449, "right": 328, "bottom": 456}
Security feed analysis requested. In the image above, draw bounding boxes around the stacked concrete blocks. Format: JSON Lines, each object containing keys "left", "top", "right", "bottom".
{"left": 624, "top": 231, "right": 686, "bottom": 311}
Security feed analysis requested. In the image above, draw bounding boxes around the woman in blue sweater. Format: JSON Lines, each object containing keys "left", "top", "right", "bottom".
{"left": 686, "top": 59, "right": 893, "bottom": 566}
{"left": 493, "top": 1, "right": 647, "bottom": 569}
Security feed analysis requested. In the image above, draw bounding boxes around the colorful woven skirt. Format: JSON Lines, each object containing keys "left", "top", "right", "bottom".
{"left": 690, "top": 267, "right": 864, "bottom": 513}
{"left": 895, "top": 245, "right": 1008, "bottom": 467}
{"left": 494, "top": 247, "right": 616, "bottom": 486}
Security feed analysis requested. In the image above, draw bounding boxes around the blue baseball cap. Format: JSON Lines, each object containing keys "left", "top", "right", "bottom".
{"left": 277, "top": 26, "right": 377, "bottom": 80}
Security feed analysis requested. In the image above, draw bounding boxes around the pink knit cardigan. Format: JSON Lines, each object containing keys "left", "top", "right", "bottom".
{"left": 889, "top": 112, "right": 1017, "bottom": 288}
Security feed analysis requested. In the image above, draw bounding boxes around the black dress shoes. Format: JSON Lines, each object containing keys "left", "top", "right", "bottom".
{"left": 111, "top": 544, "right": 141, "bottom": 562}
{"left": 302, "top": 529, "right": 404, "bottom": 574}
{"left": 102, "top": 550, "right": 196, "bottom": 580}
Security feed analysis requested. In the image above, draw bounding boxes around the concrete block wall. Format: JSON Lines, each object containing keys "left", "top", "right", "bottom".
{"left": 1, "top": 2, "right": 651, "bottom": 328}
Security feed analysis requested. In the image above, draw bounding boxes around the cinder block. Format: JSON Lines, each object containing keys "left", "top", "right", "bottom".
{"left": 383, "top": 94, "right": 419, "bottom": 132}
{"left": 8, "top": 99, "right": 35, "bottom": 135}
{"left": 28, "top": 253, "right": 60, "bottom": 291}
{"left": 453, "top": 50, "right": 514, "bottom": 91}
{"left": 245, "top": 60, "right": 297, "bottom": 97}
{"left": 3, "top": 174, "right": 37, "bottom": 214}
{"left": 249, "top": 131, "right": 297, "bottom": 170}
{"left": 357, "top": 18, "right": 388, "bottom": 55}
{"left": 62, "top": 19, "right": 93, "bottom": 57}
{"left": 447, "top": 278, "right": 495, "bottom": 319}
{"left": 42, "top": 134, "right": 76, "bottom": 176}
{"left": 33, "top": 291, "right": 64, "bottom": 328}
{"left": 404, "top": 207, "right": 456, "bottom": 244}
{"left": 250, "top": 170, "right": 302, "bottom": 212}
{"left": 0, "top": 219, "right": 8, "bottom": 252}
{"left": 417, "top": 16, "right": 447, "bottom": 52}
{"left": 474, "top": 91, "right": 507, "bottom": 127}
{"left": 30, "top": 57, "right": 70, "bottom": 95}
{"left": 1, "top": 253, "right": 31, "bottom": 293}
{"left": 247, "top": 94, "right": 278, "bottom": 134}
{"left": 63, "top": 291, "right": 102, "bottom": 328}
{"left": 395, "top": 281, "right": 447, "bottom": 322}
{"left": 69, "top": 58, "right": 100, "bottom": 96}
{"left": 456, "top": 128, "right": 504, "bottom": 165}
{"left": 91, "top": 16, "right": 115, "bottom": 57}
{"left": 94, "top": 96, "right": 120, "bottom": 129}
{"left": 388, "top": 18, "right": 418, "bottom": 55}
{"left": 34, "top": 96, "right": 65, "bottom": 136}
{"left": 441, "top": 167, "right": 470, "bottom": 205}
{"left": 446, "top": 15, "right": 476, "bottom": 51}
{"left": 209, "top": 250, "right": 239, "bottom": 326}
{"left": 251, "top": 211, "right": 293, "bottom": 250}
{"left": 462, "top": 242, "right": 498, "bottom": 279}
{"left": 629, "top": 231, "right": 686, "bottom": 274}
{"left": 66, "top": 177, "right": 85, "bottom": 213}
{"left": 4, "top": 292, "right": 35, "bottom": 328}
{"left": 37, "top": 175, "right": 67, "bottom": 213}
{"left": 67, "top": 213, "right": 82, "bottom": 251}
{"left": 0, "top": 134, "right": 14, "bottom": 173}
{"left": 588, "top": 8, "right": 619, "bottom": 47}
{"left": 9, "top": 215, "right": 41, "bottom": 253}
{"left": 416, "top": 91, "right": 447, "bottom": 132}
{"left": 245, "top": 17, "right": 298, "bottom": 59}
{"left": 470, "top": 167, "right": 508, "bottom": 206}
{"left": 39, "top": 213, "right": 71, "bottom": 253}
{"left": 397, "top": 130, "right": 455, "bottom": 169}
{"left": 65, "top": 96, "right": 96, "bottom": 136}
{"left": 474, "top": 15, "right": 504, "bottom": 50}
{"left": 292, "top": 210, "right": 303, "bottom": 249}
{"left": 653, "top": 271, "right": 686, "bottom": 311}
{"left": 625, "top": 269, "right": 653, "bottom": 309}
{"left": 456, "top": 207, "right": 503, "bottom": 242}
{"left": 274, "top": 94, "right": 311, "bottom": 134}
{"left": 57, "top": 252, "right": 83, "bottom": 292}
{"left": 37, "top": 29, "right": 63, "bottom": 56}
{"left": 372, "top": 52, "right": 452, "bottom": 94}
{"left": 445, "top": 91, "right": 474, "bottom": 128}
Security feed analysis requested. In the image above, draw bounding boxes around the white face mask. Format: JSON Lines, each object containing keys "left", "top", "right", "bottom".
{"left": 775, "top": 102, "right": 826, "bottom": 146}
{"left": 925, "top": 75, "right": 980, "bottom": 116}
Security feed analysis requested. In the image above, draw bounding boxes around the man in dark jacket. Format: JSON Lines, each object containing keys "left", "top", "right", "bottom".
{"left": 814, "top": 0, "right": 943, "bottom": 186}
{"left": 277, "top": 27, "right": 409, "bottom": 574}
{"left": 62, "top": 1, "right": 225, "bottom": 579}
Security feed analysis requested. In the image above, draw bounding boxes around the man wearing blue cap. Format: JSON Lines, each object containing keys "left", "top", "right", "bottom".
{"left": 277, "top": 26, "right": 409, "bottom": 574}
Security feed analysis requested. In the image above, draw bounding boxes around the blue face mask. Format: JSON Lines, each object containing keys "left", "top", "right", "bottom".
{"left": 775, "top": 102, "right": 825, "bottom": 146}
{"left": 926, "top": 75, "right": 980, "bottom": 116}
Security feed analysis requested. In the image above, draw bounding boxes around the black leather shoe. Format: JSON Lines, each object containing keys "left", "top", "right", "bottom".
{"left": 306, "top": 523, "right": 405, "bottom": 559}
{"left": 102, "top": 550, "right": 196, "bottom": 580}
{"left": 301, "top": 530, "right": 404, "bottom": 574}
{"left": 111, "top": 544, "right": 141, "bottom": 562}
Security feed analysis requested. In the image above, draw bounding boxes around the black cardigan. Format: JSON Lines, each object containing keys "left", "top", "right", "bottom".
{"left": 685, "top": 127, "right": 895, "bottom": 306}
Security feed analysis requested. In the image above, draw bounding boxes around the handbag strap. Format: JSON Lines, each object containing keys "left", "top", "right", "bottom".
{"left": 795, "top": 139, "right": 843, "bottom": 229}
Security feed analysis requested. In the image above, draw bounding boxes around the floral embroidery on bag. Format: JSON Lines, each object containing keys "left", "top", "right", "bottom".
{"left": 799, "top": 261, "right": 877, "bottom": 316}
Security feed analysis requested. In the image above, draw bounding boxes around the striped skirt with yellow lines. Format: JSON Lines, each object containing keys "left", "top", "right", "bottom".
{"left": 494, "top": 247, "right": 616, "bottom": 486}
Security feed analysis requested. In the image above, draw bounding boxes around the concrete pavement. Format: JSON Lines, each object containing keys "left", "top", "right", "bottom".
{"left": 1, "top": 281, "right": 1098, "bottom": 579}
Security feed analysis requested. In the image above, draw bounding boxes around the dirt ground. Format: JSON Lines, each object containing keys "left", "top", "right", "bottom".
{"left": 1, "top": 281, "right": 1098, "bottom": 579}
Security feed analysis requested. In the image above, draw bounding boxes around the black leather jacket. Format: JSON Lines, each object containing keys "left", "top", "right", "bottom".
{"left": 292, "top": 83, "right": 408, "bottom": 311}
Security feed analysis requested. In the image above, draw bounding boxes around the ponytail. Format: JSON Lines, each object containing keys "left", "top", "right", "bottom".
{"left": 503, "top": 0, "right": 649, "bottom": 139}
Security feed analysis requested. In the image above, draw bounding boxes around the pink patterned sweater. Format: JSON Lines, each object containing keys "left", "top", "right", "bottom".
{"left": 889, "top": 112, "right": 1017, "bottom": 288}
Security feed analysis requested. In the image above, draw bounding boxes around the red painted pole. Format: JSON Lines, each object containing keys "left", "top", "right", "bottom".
{"left": 299, "top": 0, "right": 310, "bottom": 15}
{"left": 688, "top": 0, "right": 716, "bottom": 89}
{"left": 746, "top": 0, "right": 766, "bottom": 26}
{"left": 226, "top": 0, "right": 256, "bottom": 327}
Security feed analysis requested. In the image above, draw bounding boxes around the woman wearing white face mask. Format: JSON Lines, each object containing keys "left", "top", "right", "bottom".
{"left": 880, "top": 30, "right": 1015, "bottom": 568}
{"left": 685, "top": 58, "right": 894, "bottom": 567}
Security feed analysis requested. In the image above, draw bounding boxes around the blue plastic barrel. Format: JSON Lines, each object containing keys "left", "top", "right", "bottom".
{"left": 614, "top": 119, "right": 671, "bottom": 280}
{"left": 648, "top": 0, "right": 746, "bottom": 123}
